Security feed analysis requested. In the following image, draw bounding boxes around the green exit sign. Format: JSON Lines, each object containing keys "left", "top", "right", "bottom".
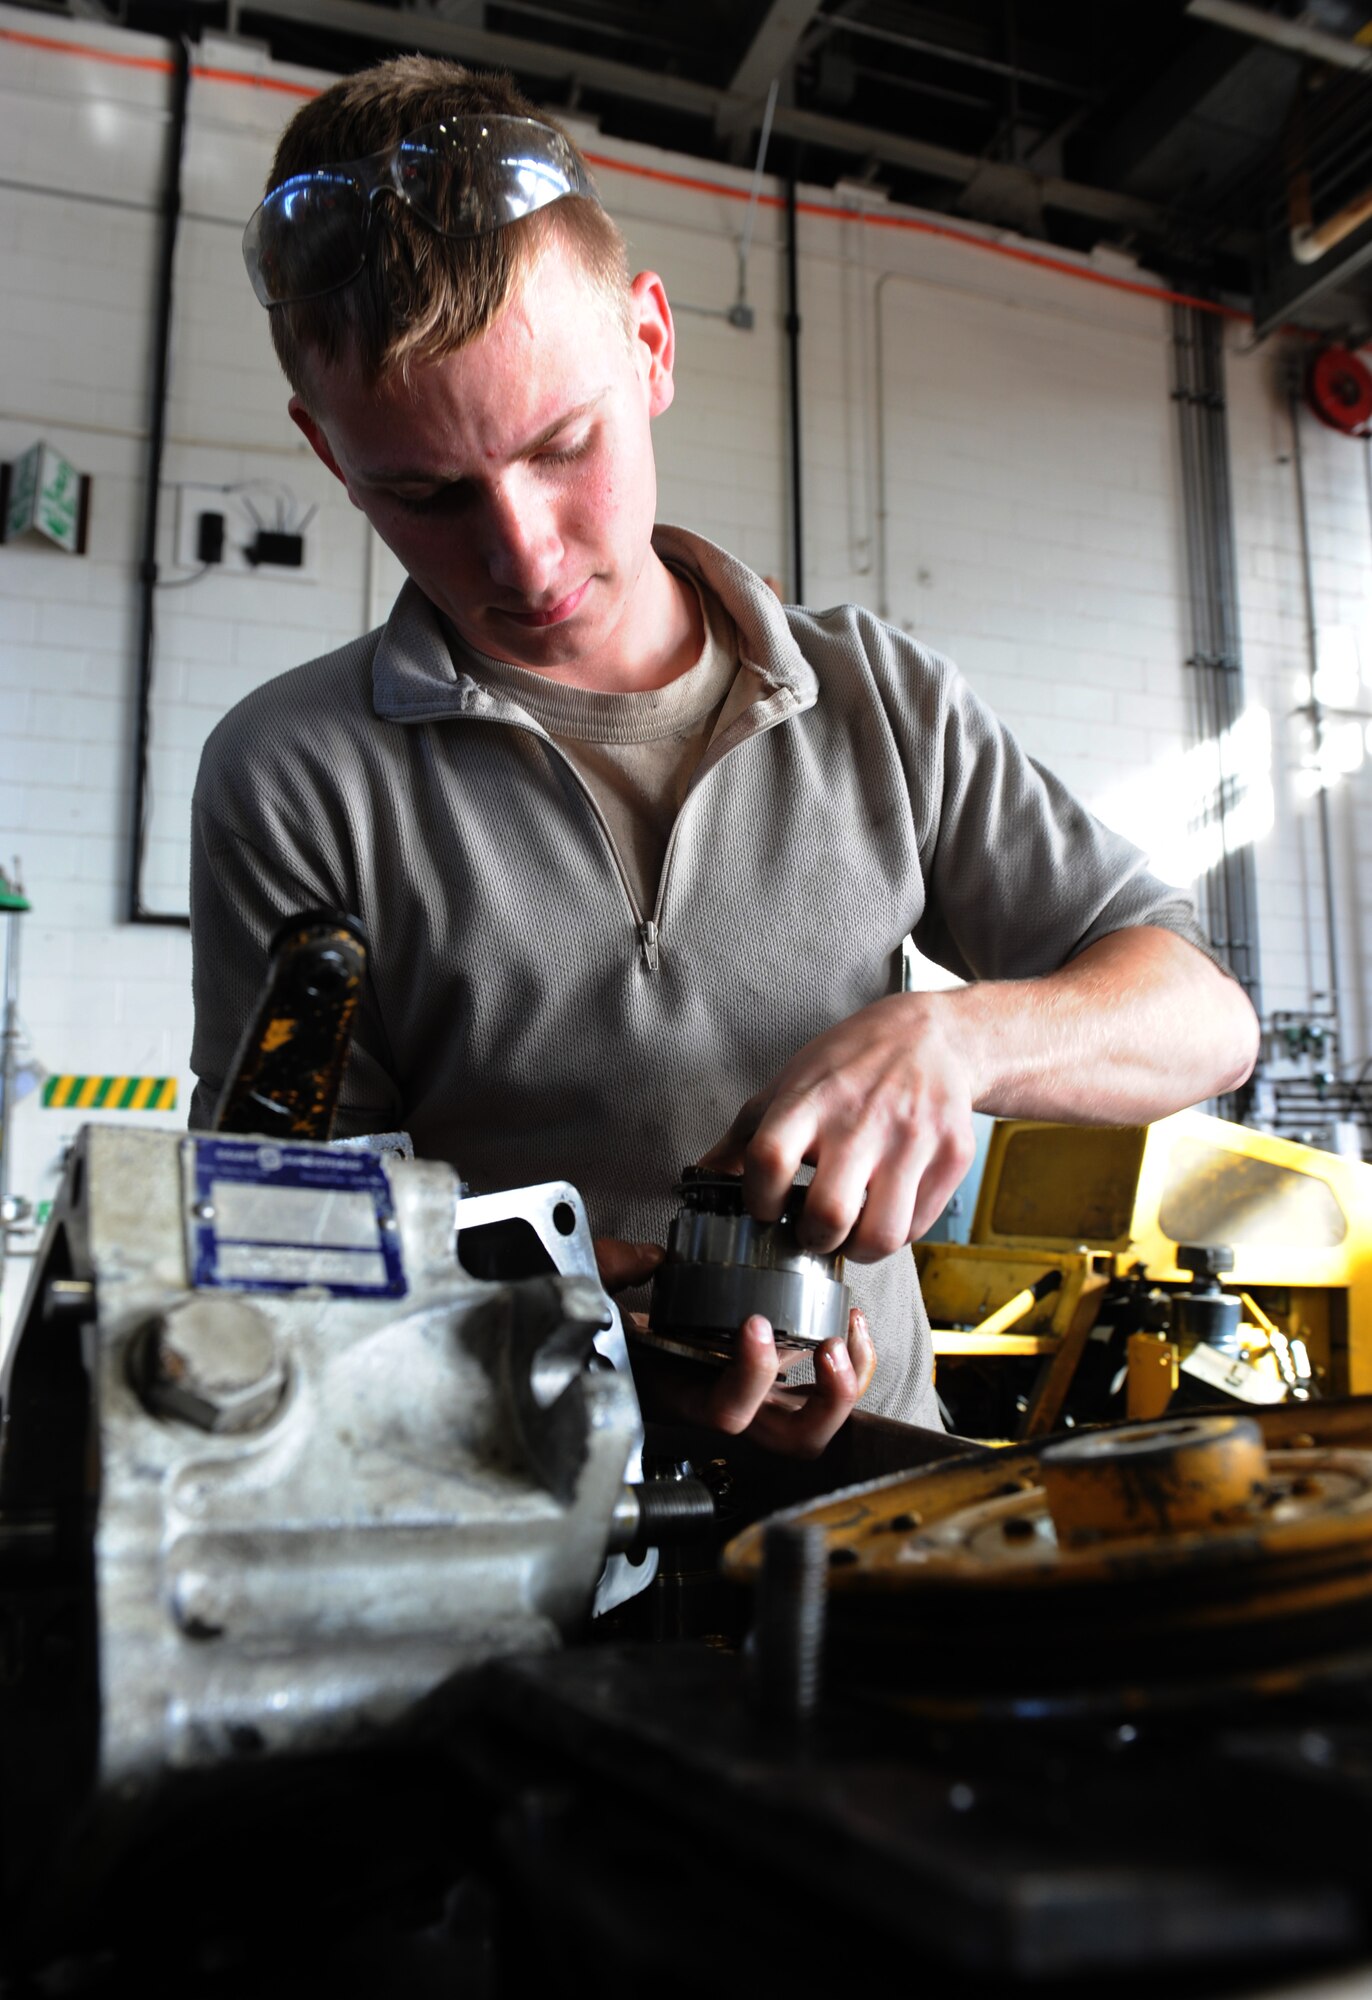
{"left": 3, "top": 442, "right": 89, "bottom": 554}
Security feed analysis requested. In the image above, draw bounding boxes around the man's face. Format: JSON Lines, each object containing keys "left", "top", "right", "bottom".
{"left": 291, "top": 240, "right": 677, "bottom": 682}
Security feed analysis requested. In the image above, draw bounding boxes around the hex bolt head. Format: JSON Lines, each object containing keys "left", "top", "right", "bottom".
{"left": 139, "top": 1296, "right": 286, "bottom": 1434}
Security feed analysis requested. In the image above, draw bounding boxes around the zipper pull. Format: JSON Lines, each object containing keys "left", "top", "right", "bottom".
{"left": 638, "top": 920, "right": 661, "bottom": 972}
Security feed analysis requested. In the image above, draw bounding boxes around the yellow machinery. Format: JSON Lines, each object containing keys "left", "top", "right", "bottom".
{"left": 918, "top": 1108, "right": 1372, "bottom": 1439}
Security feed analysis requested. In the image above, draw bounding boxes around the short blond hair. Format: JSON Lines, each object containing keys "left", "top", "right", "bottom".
{"left": 262, "top": 55, "right": 631, "bottom": 399}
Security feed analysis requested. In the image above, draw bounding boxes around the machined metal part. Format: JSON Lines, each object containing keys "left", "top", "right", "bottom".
{"left": 641, "top": 1168, "right": 850, "bottom": 1367}
{"left": 0, "top": 1124, "right": 645, "bottom": 1952}
{"left": 605, "top": 1476, "right": 717, "bottom": 1557}
{"left": 1172, "top": 1243, "right": 1244, "bottom": 1353}
{"left": 453, "top": 1177, "right": 653, "bottom": 1614}
{"left": 722, "top": 1401, "right": 1372, "bottom": 1713}
{"left": 1039, "top": 1414, "right": 1268, "bottom": 1544}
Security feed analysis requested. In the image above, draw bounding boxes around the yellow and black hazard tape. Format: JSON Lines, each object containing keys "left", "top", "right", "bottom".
{"left": 43, "top": 1075, "right": 178, "bottom": 1112}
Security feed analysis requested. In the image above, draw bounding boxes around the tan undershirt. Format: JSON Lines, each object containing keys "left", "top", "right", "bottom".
{"left": 446, "top": 577, "right": 758, "bottom": 916}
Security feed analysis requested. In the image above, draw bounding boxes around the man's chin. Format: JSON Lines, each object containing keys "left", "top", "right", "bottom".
{"left": 477, "top": 606, "right": 615, "bottom": 676}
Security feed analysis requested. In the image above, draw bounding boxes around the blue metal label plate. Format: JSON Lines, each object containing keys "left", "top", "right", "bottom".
{"left": 185, "top": 1138, "right": 407, "bottom": 1298}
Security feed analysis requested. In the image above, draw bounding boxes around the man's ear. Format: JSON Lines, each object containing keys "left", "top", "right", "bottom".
{"left": 629, "top": 272, "right": 676, "bottom": 419}
{"left": 289, "top": 396, "right": 352, "bottom": 494}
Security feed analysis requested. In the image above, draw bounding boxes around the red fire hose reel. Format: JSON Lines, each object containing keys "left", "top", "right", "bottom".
{"left": 1306, "top": 345, "right": 1372, "bottom": 437}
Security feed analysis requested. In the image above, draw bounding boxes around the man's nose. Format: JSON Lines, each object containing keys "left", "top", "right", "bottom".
{"left": 482, "top": 478, "right": 563, "bottom": 598}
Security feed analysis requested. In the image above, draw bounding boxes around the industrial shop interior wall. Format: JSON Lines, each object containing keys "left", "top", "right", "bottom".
{"left": 2, "top": 4, "right": 1372, "bottom": 1335}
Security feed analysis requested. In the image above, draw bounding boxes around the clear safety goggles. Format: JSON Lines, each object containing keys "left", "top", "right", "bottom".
{"left": 242, "top": 114, "right": 595, "bottom": 308}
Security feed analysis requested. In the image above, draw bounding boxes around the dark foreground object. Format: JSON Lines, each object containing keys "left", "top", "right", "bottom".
{"left": 449, "top": 1642, "right": 1372, "bottom": 1996}
{"left": 8, "top": 1625, "right": 1372, "bottom": 1998}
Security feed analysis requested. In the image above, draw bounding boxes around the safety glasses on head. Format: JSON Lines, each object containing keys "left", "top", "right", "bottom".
{"left": 242, "top": 114, "right": 596, "bottom": 308}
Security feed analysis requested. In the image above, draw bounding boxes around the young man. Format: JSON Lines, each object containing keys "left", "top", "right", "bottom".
{"left": 190, "top": 56, "right": 1258, "bottom": 1450}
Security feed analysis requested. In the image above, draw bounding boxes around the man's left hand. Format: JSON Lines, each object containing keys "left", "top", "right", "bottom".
{"left": 593, "top": 1237, "right": 876, "bottom": 1458}
{"left": 628, "top": 1308, "right": 875, "bottom": 1460}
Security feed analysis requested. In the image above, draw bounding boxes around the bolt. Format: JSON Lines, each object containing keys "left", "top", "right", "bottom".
{"left": 138, "top": 1296, "right": 286, "bottom": 1434}
{"left": 752, "top": 1522, "right": 827, "bottom": 1731}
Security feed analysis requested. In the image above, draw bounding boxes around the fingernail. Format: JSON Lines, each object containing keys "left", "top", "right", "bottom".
{"left": 823, "top": 1341, "right": 853, "bottom": 1383}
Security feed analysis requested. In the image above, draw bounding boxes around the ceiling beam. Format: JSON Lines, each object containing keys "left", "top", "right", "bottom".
{"left": 233, "top": 0, "right": 1213, "bottom": 239}
{"left": 1187, "top": 0, "right": 1372, "bottom": 75}
{"left": 729, "top": 1, "right": 824, "bottom": 98}
{"left": 240, "top": 0, "right": 724, "bottom": 115}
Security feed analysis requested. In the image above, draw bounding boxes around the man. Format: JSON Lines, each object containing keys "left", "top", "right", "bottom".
{"left": 190, "top": 56, "right": 1259, "bottom": 1451}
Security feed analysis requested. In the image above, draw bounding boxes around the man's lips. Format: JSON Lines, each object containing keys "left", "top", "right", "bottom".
{"left": 500, "top": 581, "right": 590, "bottom": 629}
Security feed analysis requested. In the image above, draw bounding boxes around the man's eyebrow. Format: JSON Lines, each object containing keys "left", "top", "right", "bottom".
{"left": 364, "top": 391, "right": 609, "bottom": 487}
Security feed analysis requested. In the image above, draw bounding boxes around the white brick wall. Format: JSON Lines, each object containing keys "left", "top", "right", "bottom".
{"left": 3, "top": 5, "right": 1371, "bottom": 1333}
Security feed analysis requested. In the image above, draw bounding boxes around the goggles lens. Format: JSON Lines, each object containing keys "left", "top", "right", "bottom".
{"left": 243, "top": 115, "right": 594, "bottom": 308}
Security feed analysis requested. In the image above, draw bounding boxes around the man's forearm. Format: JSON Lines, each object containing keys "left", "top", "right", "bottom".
{"left": 939, "top": 924, "right": 1260, "bottom": 1126}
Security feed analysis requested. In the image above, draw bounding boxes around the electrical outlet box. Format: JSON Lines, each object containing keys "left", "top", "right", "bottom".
{"left": 173, "top": 483, "right": 318, "bottom": 580}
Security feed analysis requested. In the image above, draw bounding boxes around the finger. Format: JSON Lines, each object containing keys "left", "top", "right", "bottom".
{"left": 740, "top": 1094, "right": 821, "bottom": 1223}
{"left": 695, "top": 1094, "right": 766, "bottom": 1174}
{"left": 839, "top": 1133, "right": 928, "bottom": 1262}
{"left": 748, "top": 1332, "right": 860, "bottom": 1458}
{"left": 700, "top": 1315, "right": 782, "bottom": 1435}
{"left": 593, "top": 1237, "right": 666, "bottom": 1293}
{"left": 848, "top": 1308, "right": 876, "bottom": 1398}
{"left": 794, "top": 1134, "right": 882, "bottom": 1255}
{"left": 907, "top": 1122, "right": 977, "bottom": 1241}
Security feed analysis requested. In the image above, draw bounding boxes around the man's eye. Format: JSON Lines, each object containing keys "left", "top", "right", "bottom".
{"left": 539, "top": 433, "right": 592, "bottom": 467}
{"left": 391, "top": 486, "right": 464, "bottom": 514}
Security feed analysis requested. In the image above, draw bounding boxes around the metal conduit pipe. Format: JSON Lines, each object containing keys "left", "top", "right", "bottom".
{"left": 1288, "top": 377, "right": 1344, "bottom": 1054}
{"left": 1170, "top": 306, "right": 1263, "bottom": 1117}
{"left": 1210, "top": 361, "right": 1261, "bottom": 973}
{"left": 1199, "top": 318, "right": 1239, "bottom": 968}
{"left": 128, "top": 37, "right": 192, "bottom": 928}
{"left": 785, "top": 177, "right": 804, "bottom": 603}
{"left": 873, "top": 270, "right": 898, "bottom": 623}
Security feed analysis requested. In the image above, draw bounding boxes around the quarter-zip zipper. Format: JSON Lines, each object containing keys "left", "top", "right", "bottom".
{"left": 495, "top": 724, "right": 678, "bottom": 970}
{"left": 452, "top": 694, "right": 800, "bottom": 975}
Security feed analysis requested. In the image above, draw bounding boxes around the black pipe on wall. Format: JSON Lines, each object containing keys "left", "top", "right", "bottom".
{"left": 128, "top": 37, "right": 192, "bottom": 928}
{"left": 785, "top": 176, "right": 804, "bottom": 604}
